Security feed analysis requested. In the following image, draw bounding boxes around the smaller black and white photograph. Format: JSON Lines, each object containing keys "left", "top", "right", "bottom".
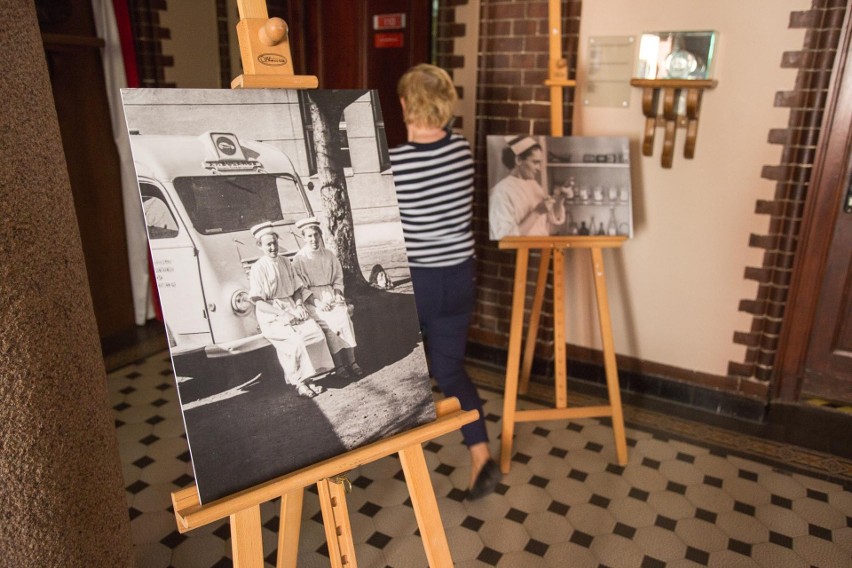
{"left": 121, "top": 88, "right": 436, "bottom": 504}
{"left": 487, "top": 135, "right": 633, "bottom": 240}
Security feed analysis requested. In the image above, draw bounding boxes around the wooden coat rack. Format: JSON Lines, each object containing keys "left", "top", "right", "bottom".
{"left": 629, "top": 78, "right": 718, "bottom": 168}
{"left": 498, "top": 0, "right": 629, "bottom": 473}
{"left": 169, "top": 2, "right": 478, "bottom": 566}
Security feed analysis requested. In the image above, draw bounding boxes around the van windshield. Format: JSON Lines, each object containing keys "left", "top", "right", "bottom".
{"left": 173, "top": 174, "right": 310, "bottom": 235}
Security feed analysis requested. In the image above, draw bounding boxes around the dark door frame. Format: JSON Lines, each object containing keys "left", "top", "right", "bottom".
{"left": 774, "top": 6, "right": 852, "bottom": 401}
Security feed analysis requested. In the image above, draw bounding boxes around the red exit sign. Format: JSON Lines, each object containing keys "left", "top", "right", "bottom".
{"left": 373, "top": 13, "right": 406, "bottom": 30}
{"left": 374, "top": 32, "right": 404, "bottom": 49}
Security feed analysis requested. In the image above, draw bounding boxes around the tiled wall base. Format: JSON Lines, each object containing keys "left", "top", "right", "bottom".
{"left": 468, "top": 343, "right": 852, "bottom": 460}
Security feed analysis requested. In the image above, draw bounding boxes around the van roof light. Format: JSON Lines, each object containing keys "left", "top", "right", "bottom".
{"left": 200, "top": 132, "right": 263, "bottom": 173}
{"left": 206, "top": 132, "right": 247, "bottom": 162}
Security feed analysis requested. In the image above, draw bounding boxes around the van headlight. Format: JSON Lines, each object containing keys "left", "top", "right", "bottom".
{"left": 231, "top": 289, "right": 253, "bottom": 316}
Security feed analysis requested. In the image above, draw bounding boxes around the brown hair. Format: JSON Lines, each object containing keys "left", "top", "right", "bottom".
{"left": 397, "top": 63, "right": 457, "bottom": 129}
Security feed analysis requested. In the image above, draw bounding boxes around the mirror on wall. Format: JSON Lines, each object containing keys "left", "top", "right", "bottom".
{"left": 635, "top": 31, "right": 717, "bottom": 80}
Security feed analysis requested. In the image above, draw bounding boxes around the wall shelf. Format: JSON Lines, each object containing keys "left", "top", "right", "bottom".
{"left": 630, "top": 78, "right": 718, "bottom": 168}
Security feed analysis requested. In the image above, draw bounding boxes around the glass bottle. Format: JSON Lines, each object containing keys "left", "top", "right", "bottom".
{"left": 561, "top": 176, "right": 576, "bottom": 201}
{"left": 607, "top": 207, "right": 618, "bottom": 236}
{"left": 567, "top": 211, "right": 579, "bottom": 235}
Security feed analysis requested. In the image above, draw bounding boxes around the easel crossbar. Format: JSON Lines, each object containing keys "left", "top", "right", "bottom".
{"left": 499, "top": 236, "right": 627, "bottom": 250}
{"left": 172, "top": 398, "right": 477, "bottom": 532}
{"left": 513, "top": 406, "right": 614, "bottom": 423}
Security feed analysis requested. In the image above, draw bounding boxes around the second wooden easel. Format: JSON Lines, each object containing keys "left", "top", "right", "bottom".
{"left": 498, "top": 0, "right": 629, "bottom": 473}
{"left": 168, "top": 2, "right": 478, "bottom": 567}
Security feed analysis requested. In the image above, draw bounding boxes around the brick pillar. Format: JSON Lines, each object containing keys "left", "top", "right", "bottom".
{"left": 0, "top": 3, "right": 134, "bottom": 566}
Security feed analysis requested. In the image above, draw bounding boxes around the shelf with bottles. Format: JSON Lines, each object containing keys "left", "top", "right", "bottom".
{"left": 548, "top": 163, "right": 630, "bottom": 168}
{"left": 552, "top": 205, "right": 631, "bottom": 237}
{"left": 550, "top": 176, "right": 630, "bottom": 207}
{"left": 543, "top": 174, "right": 633, "bottom": 238}
{"left": 546, "top": 151, "right": 630, "bottom": 167}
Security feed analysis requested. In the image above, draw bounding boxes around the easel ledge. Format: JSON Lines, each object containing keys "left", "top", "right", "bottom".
{"left": 498, "top": 235, "right": 627, "bottom": 250}
{"left": 172, "top": 397, "right": 476, "bottom": 532}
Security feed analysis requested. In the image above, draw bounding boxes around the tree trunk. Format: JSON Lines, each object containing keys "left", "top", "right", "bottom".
{"left": 306, "top": 90, "right": 370, "bottom": 292}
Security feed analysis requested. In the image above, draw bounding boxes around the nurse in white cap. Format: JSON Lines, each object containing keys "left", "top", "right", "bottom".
{"left": 248, "top": 221, "right": 334, "bottom": 398}
{"left": 488, "top": 135, "right": 563, "bottom": 240}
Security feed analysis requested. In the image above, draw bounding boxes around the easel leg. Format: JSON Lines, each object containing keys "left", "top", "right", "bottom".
{"left": 501, "top": 248, "right": 530, "bottom": 473}
{"left": 277, "top": 488, "right": 304, "bottom": 568}
{"left": 520, "top": 249, "right": 551, "bottom": 395}
{"left": 230, "top": 505, "right": 265, "bottom": 568}
{"left": 399, "top": 444, "right": 454, "bottom": 567}
{"left": 590, "top": 248, "right": 628, "bottom": 465}
{"left": 317, "top": 479, "right": 357, "bottom": 568}
{"left": 552, "top": 249, "right": 568, "bottom": 409}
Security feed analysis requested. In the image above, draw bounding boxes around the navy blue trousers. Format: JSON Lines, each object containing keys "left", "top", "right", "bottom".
{"left": 410, "top": 258, "right": 488, "bottom": 447}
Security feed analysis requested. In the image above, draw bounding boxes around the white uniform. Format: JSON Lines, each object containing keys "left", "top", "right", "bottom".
{"left": 488, "top": 175, "right": 549, "bottom": 240}
{"left": 292, "top": 247, "right": 357, "bottom": 362}
{"left": 249, "top": 255, "right": 334, "bottom": 385}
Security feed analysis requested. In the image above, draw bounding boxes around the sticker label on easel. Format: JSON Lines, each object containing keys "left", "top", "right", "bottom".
{"left": 374, "top": 33, "right": 404, "bottom": 49}
{"left": 373, "top": 13, "right": 406, "bottom": 30}
{"left": 258, "top": 53, "right": 287, "bottom": 66}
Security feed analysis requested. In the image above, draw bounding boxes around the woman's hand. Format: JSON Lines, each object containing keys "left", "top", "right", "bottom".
{"left": 292, "top": 302, "right": 309, "bottom": 321}
{"left": 534, "top": 198, "right": 551, "bottom": 214}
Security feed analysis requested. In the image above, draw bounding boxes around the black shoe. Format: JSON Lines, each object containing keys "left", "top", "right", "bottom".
{"left": 349, "top": 363, "right": 365, "bottom": 378}
{"left": 467, "top": 459, "right": 502, "bottom": 501}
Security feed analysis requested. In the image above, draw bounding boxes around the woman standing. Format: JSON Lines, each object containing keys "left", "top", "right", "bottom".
{"left": 389, "top": 63, "right": 500, "bottom": 500}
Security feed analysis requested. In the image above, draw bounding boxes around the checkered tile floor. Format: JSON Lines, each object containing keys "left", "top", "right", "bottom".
{"left": 110, "top": 353, "right": 852, "bottom": 567}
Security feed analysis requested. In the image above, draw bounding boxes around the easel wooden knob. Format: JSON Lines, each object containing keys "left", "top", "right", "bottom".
{"left": 231, "top": 1, "right": 319, "bottom": 90}
{"left": 259, "top": 17, "right": 287, "bottom": 46}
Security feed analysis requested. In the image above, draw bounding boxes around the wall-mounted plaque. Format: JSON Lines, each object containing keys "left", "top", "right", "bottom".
{"left": 584, "top": 35, "right": 636, "bottom": 108}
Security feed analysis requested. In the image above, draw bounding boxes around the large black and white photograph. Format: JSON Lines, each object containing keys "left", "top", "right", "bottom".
{"left": 487, "top": 135, "right": 633, "bottom": 240}
{"left": 121, "top": 89, "right": 436, "bottom": 504}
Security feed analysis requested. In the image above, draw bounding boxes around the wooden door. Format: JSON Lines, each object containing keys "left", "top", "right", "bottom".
{"left": 776, "top": 9, "right": 852, "bottom": 402}
{"left": 363, "top": 0, "right": 431, "bottom": 148}
{"left": 38, "top": 1, "right": 136, "bottom": 339}
{"left": 800, "top": 49, "right": 852, "bottom": 399}
{"left": 286, "top": 0, "right": 432, "bottom": 148}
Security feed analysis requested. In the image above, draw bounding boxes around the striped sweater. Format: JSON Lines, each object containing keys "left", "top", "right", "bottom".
{"left": 388, "top": 132, "right": 475, "bottom": 268}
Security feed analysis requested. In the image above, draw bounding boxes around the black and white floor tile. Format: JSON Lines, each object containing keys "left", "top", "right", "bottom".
{"left": 109, "top": 353, "right": 852, "bottom": 567}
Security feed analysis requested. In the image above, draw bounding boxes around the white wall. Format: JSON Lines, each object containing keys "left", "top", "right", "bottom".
{"left": 569, "top": 0, "right": 809, "bottom": 376}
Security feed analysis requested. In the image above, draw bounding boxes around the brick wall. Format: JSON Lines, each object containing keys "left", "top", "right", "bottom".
{"left": 729, "top": 0, "right": 848, "bottom": 383}
{"left": 215, "top": 0, "right": 232, "bottom": 88}
{"left": 435, "top": 1, "right": 468, "bottom": 74}
{"left": 436, "top": 1, "right": 582, "bottom": 366}
{"left": 128, "top": 0, "right": 174, "bottom": 87}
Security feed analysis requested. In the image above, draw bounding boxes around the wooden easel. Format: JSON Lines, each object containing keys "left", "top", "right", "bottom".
{"left": 172, "top": 398, "right": 476, "bottom": 567}
{"left": 169, "top": 2, "right": 478, "bottom": 566}
{"left": 498, "top": 0, "right": 629, "bottom": 473}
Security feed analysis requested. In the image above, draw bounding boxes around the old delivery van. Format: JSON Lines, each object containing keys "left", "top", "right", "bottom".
{"left": 131, "top": 131, "right": 314, "bottom": 358}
